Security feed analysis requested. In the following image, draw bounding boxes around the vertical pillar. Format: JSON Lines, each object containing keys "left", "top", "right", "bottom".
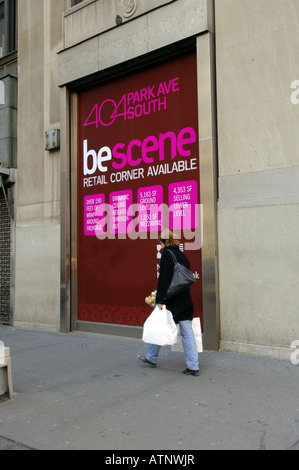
{"left": 197, "top": 33, "right": 219, "bottom": 350}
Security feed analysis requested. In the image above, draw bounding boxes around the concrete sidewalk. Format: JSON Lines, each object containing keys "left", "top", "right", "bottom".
{"left": 0, "top": 325, "right": 298, "bottom": 451}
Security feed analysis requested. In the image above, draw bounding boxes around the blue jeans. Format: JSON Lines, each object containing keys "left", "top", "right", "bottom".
{"left": 146, "top": 320, "right": 199, "bottom": 371}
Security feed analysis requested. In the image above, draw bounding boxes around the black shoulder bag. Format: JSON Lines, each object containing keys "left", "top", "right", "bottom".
{"left": 166, "top": 250, "right": 195, "bottom": 299}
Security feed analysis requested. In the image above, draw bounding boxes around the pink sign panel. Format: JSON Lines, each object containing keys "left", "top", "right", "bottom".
{"left": 137, "top": 185, "right": 163, "bottom": 232}
{"left": 109, "top": 190, "right": 133, "bottom": 234}
{"left": 169, "top": 180, "right": 198, "bottom": 230}
{"left": 84, "top": 194, "right": 106, "bottom": 236}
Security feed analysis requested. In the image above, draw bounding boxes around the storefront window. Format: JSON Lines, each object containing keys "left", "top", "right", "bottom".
{"left": 0, "top": 0, "right": 17, "bottom": 58}
{"left": 71, "top": 0, "right": 85, "bottom": 6}
{"left": 0, "top": 2, "right": 4, "bottom": 58}
{"left": 76, "top": 52, "right": 203, "bottom": 328}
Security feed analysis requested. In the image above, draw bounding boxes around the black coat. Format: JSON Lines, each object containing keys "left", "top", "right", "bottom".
{"left": 156, "top": 245, "right": 194, "bottom": 324}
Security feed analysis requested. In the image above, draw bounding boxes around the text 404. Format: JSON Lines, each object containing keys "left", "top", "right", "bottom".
{"left": 84, "top": 96, "right": 166, "bottom": 128}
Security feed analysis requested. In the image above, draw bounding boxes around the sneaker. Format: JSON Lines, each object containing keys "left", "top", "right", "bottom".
{"left": 138, "top": 355, "right": 157, "bottom": 368}
{"left": 181, "top": 368, "right": 199, "bottom": 377}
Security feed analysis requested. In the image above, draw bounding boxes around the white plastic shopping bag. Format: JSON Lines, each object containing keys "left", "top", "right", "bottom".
{"left": 192, "top": 317, "right": 203, "bottom": 353}
{"left": 142, "top": 305, "right": 178, "bottom": 346}
{"left": 171, "top": 317, "right": 203, "bottom": 353}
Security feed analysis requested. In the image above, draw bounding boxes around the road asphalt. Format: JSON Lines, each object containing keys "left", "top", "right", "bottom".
{"left": 0, "top": 325, "right": 298, "bottom": 451}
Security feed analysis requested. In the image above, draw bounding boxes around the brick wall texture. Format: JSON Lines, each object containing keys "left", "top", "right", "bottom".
{"left": 0, "top": 188, "right": 11, "bottom": 325}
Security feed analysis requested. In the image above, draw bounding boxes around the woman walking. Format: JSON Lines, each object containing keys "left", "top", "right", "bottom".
{"left": 138, "top": 230, "right": 199, "bottom": 376}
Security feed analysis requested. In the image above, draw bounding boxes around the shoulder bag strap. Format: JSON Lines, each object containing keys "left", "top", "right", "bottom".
{"left": 166, "top": 249, "right": 178, "bottom": 265}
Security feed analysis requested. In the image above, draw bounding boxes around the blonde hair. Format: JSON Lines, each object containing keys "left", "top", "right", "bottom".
{"left": 159, "top": 229, "right": 180, "bottom": 247}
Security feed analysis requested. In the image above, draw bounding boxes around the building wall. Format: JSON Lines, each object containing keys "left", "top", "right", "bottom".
{"left": 215, "top": 0, "right": 299, "bottom": 358}
{"left": 14, "top": 0, "right": 66, "bottom": 331}
{"left": 16, "top": 0, "right": 218, "bottom": 339}
{"left": 15, "top": 0, "right": 299, "bottom": 358}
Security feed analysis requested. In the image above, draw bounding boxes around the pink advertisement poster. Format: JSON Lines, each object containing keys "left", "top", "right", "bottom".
{"left": 77, "top": 52, "right": 203, "bottom": 327}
